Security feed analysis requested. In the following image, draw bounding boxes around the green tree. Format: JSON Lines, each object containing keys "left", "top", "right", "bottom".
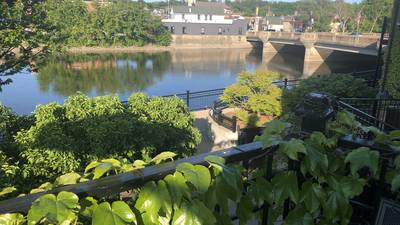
{"left": 0, "top": 0, "right": 60, "bottom": 90}
{"left": 221, "top": 70, "right": 282, "bottom": 117}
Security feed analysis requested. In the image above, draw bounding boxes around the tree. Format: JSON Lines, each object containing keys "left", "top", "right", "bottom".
{"left": 0, "top": 0, "right": 61, "bottom": 91}
{"left": 359, "top": 0, "right": 393, "bottom": 33}
{"left": 221, "top": 70, "right": 282, "bottom": 117}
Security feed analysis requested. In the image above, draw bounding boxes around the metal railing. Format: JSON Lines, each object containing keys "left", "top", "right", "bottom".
{"left": 338, "top": 99, "right": 400, "bottom": 131}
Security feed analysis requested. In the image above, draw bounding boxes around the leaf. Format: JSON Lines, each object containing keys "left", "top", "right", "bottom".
{"left": 164, "top": 172, "right": 190, "bottom": 205}
{"left": 323, "top": 190, "right": 351, "bottom": 221}
{"left": 390, "top": 130, "right": 400, "bottom": 139}
{"left": 248, "top": 177, "right": 273, "bottom": 206}
{"left": 283, "top": 206, "right": 314, "bottom": 225}
{"left": 133, "top": 160, "right": 147, "bottom": 169}
{"left": 0, "top": 213, "right": 25, "bottom": 225}
{"left": 300, "top": 181, "right": 325, "bottom": 213}
{"left": 395, "top": 155, "right": 400, "bottom": 170}
{"left": 260, "top": 134, "right": 283, "bottom": 149}
{"left": 278, "top": 139, "right": 307, "bottom": 160}
{"left": 0, "top": 187, "right": 16, "bottom": 197}
{"left": 172, "top": 200, "right": 216, "bottom": 225}
{"left": 272, "top": 171, "right": 299, "bottom": 205}
{"left": 391, "top": 174, "right": 400, "bottom": 191}
{"left": 345, "top": 147, "right": 379, "bottom": 177}
{"left": 92, "top": 201, "right": 136, "bottom": 225}
{"left": 339, "top": 176, "right": 366, "bottom": 199}
{"left": 176, "top": 163, "right": 211, "bottom": 193}
{"left": 85, "top": 161, "right": 99, "bottom": 174}
{"left": 302, "top": 143, "right": 328, "bottom": 176}
{"left": 30, "top": 182, "right": 54, "bottom": 194}
{"left": 27, "top": 191, "right": 79, "bottom": 225}
{"left": 151, "top": 151, "right": 177, "bottom": 164}
{"left": 236, "top": 195, "right": 253, "bottom": 225}
{"left": 55, "top": 172, "right": 81, "bottom": 186}
{"left": 80, "top": 197, "right": 98, "bottom": 218}
{"left": 205, "top": 156, "right": 242, "bottom": 196}
{"left": 135, "top": 181, "right": 162, "bottom": 225}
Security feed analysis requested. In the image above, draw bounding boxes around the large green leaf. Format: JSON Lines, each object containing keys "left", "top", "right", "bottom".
{"left": 80, "top": 197, "right": 98, "bottom": 218}
{"left": 391, "top": 174, "right": 400, "bottom": 191}
{"left": 344, "top": 147, "right": 379, "bottom": 177}
{"left": 151, "top": 151, "right": 177, "bottom": 164}
{"left": 302, "top": 143, "right": 328, "bottom": 177}
{"left": 0, "top": 187, "right": 16, "bottom": 197}
{"left": 339, "top": 176, "right": 366, "bottom": 199}
{"left": 55, "top": 172, "right": 81, "bottom": 186}
{"left": 157, "top": 180, "right": 173, "bottom": 220}
{"left": 300, "top": 181, "right": 325, "bottom": 213}
{"left": 322, "top": 190, "right": 351, "bottom": 222}
{"left": 279, "top": 139, "right": 307, "bottom": 161}
{"left": 164, "top": 172, "right": 190, "bottom": 205}
{"left": 134, "top": 181, "right": 162, "bottom": 225}
{"left": 283, "top": 206, "right": 314, "bottom": 225}
{"left": 27, "top": 191, "right": 79, "bottom": 225}
{"left": 272, "top": 171, "right": 299, "bottom": 205}
{"left": 205, "top": 156, "right": 243, "bottom": 196}
{"left": 248, "top": 177, "right": 273, "bottom": 206}
{"left": 92, "top": 201, "right": 136, "bottom": 225}
{"left": 176, "top": 163, "right": 211, "bottom": 193}
{"left": 172, "top": 200, "right": 216, "bottom": 225}
{"left": 394, "top": 155, "right": 400, "bottom": 170}
{"left": 0, "top": 213, "right": 25, "bottom": 225}
{"left": 85, "top": 159, "right": 122, "bottom": 179}
{"left": 236, "top": 195, "right": 253, "bottom": 225}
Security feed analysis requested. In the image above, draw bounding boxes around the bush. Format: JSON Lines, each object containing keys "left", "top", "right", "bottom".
{"left": 12, "top": 93, "right": 200, "bottom": 184}
{"left": 282, "top": 73, "right": 377, "bottom": 112}
{"left": 221, "top": 70, "right": 283, "bottom": 116}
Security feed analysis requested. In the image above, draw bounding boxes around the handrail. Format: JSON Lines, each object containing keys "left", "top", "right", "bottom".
{"left": 0, "top": 142, "right": 264, "bottom": 214}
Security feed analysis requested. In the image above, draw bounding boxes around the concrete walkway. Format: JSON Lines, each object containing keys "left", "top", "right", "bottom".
{"left": 193, "top": 109, "right": 238, "bottom": 153}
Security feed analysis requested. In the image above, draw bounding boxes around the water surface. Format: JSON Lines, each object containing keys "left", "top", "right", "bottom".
{"left": 0, "top": 48, "right": 377, "bottom": 114}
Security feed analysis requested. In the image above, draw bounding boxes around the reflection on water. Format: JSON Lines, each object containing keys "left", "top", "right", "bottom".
{"left": 0, "top": 48, "right": 377, "bottom": 114}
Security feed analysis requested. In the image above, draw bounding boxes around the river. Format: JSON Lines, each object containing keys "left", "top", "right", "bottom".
{"left": 0, "top": 48, "right": 377, "bottom": 114}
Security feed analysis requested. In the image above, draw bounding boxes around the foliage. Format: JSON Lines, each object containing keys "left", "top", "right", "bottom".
{"left": 385, "top": 16, "right": 400, "bottom": 98}
{"left": 0, "top": 0, "right": 62, "bottom": 89}
{"left": 0, "top": 93, "right": 200, "bottom": 190}
{"left": 282, "top": 73, "right": 377, "bottom": 112}
{"left": 42, "top": 0, "right": 171, "bottom": 48}
{"left": 227, "top": 0, "right": 393, "bottom": 33}
{"left": 221, "top": 70, "right": 282, "bottom": 117}
{"left": 1, "top": 111, "right": 400, "bottom": 225}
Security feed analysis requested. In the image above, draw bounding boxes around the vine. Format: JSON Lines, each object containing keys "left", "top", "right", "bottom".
{"left": 0, "top": 111, "right": 399, "bottom": 225}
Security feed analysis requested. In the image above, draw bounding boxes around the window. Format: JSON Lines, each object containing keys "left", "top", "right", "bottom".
{"left": 210, "top": 15, "right": 212, "bottom": 20}
{"left": 239, "top": 27, "right": 243, "bottom": 35}
{"left": 182, "top": 27, "right": 187, "bottom": 34}
{"left": 182, "top": 14, "right": 185, "bottom": 19}
{"left": 198, "top": 14, "right": 201, "bottom": 20}
{"left": 170, "top": 26, "right": 175, "bottom": 34}
{"left": 201, "top": 27, "right": 205, "bottom": 35}
{"left": 218, "top": 27, "right": 222, "bottom": 35}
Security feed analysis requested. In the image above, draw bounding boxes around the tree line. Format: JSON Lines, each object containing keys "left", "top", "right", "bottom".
{"left": 226, "top": 0, "right": 393, "bottom": 33}
{"left": 0, "top": 0, "right": 171, "bottom": 87}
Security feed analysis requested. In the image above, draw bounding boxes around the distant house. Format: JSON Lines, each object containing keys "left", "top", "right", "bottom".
{"left": 162, "top": 1, "right": 247, "bottom": 35}
{"left": 263, "top": 16, "right": 284, "bottom": 32}
{"left": 282, "top": 16, "right": 304, "bottom": 32}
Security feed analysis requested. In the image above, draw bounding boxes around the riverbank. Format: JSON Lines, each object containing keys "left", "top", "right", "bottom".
{"left": 68, "top": 35, "right": 253, "bottom": 54}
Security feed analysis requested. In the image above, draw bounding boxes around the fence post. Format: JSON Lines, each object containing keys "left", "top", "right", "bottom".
{"left": 261, "top": 152, "right": 274, "bottom": 225}
{"left": 232, "top": 116, "right": 237, "bottom": 133}
{"left": 284, "top": 78, "right": 288, "bottom": 89}
{"left": 186, "top": 90, "right": 190, "bottom": 108}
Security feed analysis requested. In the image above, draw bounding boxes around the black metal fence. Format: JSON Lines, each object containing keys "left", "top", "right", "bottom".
{"left": 340, "top": 98, "right": 400, "bottom": 131}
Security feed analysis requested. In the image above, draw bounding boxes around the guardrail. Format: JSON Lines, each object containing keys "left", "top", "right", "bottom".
{"left": 340, "top": 98, "right": 400, "bottom": 131}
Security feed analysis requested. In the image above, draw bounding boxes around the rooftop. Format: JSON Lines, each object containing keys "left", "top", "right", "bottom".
{"left": 172, "top": 2, "right": 228, "bottom": 15}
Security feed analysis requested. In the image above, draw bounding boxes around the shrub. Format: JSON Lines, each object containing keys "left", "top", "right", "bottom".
{"left": 13, "top": 93, "right": 201, "bottom": 183}
{"left": 221, "top": 70, "right": 283, "bottom": 116}
{"left": 282, "top": 73, "right": 377, "bottom": 112}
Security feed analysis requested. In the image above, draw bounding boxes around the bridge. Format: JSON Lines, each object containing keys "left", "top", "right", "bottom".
{"left": 247, "top": 32, "right": 383, "bottom": 76}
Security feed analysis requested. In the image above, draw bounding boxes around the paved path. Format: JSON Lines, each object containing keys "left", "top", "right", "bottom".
{"left": 193, "top": 109, "right": 238, "bottom": 153}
